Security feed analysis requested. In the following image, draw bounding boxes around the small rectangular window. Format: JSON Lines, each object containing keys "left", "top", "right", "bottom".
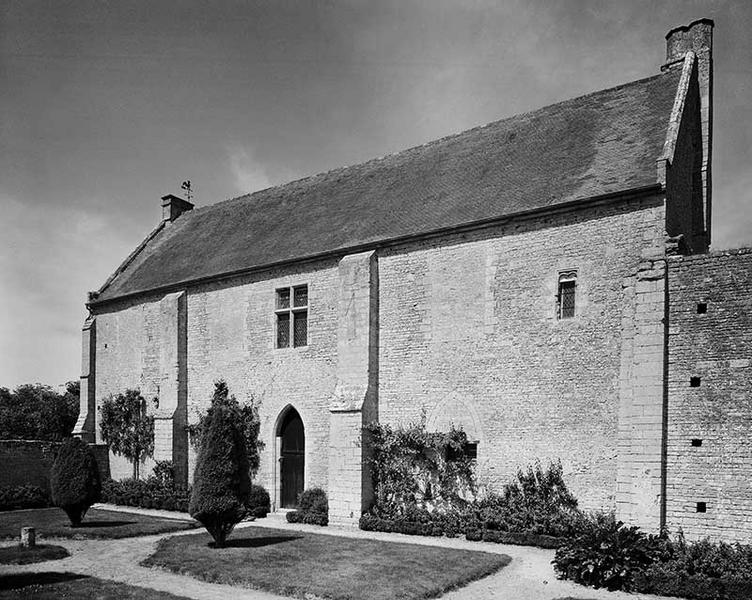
{"left": 696, "top": 502, "right": 707, "bottom": 513}
{"left": 276, "top": 285, "right": 308, "bottom": 348}
{"left": 557, "top": 271, "right": 577, "bottom": 319}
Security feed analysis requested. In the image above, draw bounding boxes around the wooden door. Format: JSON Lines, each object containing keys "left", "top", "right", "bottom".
{"left": 280, "top": 409, "right": 304, "bottom": 508}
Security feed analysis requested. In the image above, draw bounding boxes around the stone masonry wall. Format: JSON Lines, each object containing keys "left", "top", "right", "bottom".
{"left": 96, "top": 295, "right": 165, "bottom": 479}
{"left": 95, "top": 258, "right": 340, "bottom": 505}
{"left": 378, "top": 195, "right": 666, "bottom": 511}
{"left": 666, "top": 248, "right": 752, "bottom": 541}
{"left": 185, "top": 258, "right": 340, "bottom": 509}
{"left": 94, "top": 195, "right": 667, "bottom": 517}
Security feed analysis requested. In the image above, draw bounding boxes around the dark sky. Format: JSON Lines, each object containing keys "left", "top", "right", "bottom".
{"left": 1, "top": 0, "right": 750, "bottom": 386}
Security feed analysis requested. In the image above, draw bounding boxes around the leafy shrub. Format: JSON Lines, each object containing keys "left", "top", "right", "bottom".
{"left": 246, "top": 484, "right": 270, "bottom": 518}
{"left": 50, "top": 437, "right": 101, "bottom": 526}
{"left": 0, "top": 382, "right": 79, "bottom": 441}
{"left": 552, "top": 513, "right": 670, "bottom": 591}
{"left": 101, "top": 476, "right": 192, "bottom": 512}
{"left": 0, "top": 485, "right": 50, "bottom": 511}
{"left": 99, "top": 389, "right": 154, "bottom": 479}
{"left": 286, "top": 487, "right": 328, "bottom": 526}
{"left": 632, "top": 536, "right": 752, "bottom": 600}
{"left": 364, "top": 421, "right": 475, "bottom": 518}
{"left": 360, "top": 458, "right": 584, "bottom": 547}
{"left": 152, "top": 460, "right": 175, "bottom": 487}
{"left": 189, "top": 382, "right": 251, "bottom": 547}
{"left": 187, "top": 381, "right": 264, "bottom": 479}
{"left": 555, "top": 512, "right": 752, "bottom": 597}
{"left": 464, "top": 461, "right": 583, "bottom": 539}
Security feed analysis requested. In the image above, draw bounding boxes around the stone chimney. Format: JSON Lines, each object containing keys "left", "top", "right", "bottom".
{"left": 161, "top": 194, "right": 194, "bottom": 222}
{"left": 665, "top": 18, "right": 713, "bottom": 245}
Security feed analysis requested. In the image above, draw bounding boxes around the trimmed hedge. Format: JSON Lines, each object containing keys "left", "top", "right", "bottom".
{"left": 102, "top": 478, "right": 269, "bottom": 519}
{"left": 286, "top": 487, "right": 328, "bottom": 526}
{"left": 101, "top": 478, "right": 191, "bottom": 513}
{"left": 0, "top": 485, "right": 50, "bottom": 511}
{"left": 359, "top": 513, "right": 564, "bottom": 548}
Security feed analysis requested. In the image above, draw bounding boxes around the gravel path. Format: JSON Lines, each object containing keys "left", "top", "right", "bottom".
{"left": 0, "top": 505, "right": 678, "bottom": 600}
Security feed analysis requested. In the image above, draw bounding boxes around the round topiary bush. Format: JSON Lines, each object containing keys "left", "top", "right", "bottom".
{"left": 286, "top": 487, "right": 329, "bottom": 526}
{"left": 50, "top": 437, "right": 102, "bottom": 527}
{"left": 189, "top": 382, "right": 251, "bottom": 548}
{"left": 247, "top": 484, "right": 271, "bottom": 518}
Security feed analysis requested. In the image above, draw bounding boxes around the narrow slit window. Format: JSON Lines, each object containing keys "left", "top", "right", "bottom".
{"left": 557, "top": 271, "right": 577, "bottom": 319}
{"left": 276, "top": 285, "right": 308, "bottom": 348}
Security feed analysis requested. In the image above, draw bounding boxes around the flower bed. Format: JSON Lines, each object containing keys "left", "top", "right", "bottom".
{"left": 360, "top": 458, "right": 581, "bottom": 549}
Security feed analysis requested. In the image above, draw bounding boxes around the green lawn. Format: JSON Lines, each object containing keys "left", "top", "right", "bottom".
{"left": 143, "top": 526, "right": 510, "bottom": 600}
{"left": 0, "top": 573, "right": 192, "bottom": 599}
{"left": 0, "top": 544, "right": 69, "bottom": 565}
{"left": 0, "top": 508, "right": 197, "bottom": 540}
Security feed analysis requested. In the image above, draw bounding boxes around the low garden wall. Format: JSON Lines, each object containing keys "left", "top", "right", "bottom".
{"left": 0, "top": 439, "right": 110, "bottom": 491}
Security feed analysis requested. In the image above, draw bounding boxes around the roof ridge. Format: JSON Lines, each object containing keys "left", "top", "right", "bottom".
{"left": 187, "top": 70, "right": 673, "bottom": 216}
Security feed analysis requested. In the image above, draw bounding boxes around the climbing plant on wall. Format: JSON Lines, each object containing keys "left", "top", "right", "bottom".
{"left": 364, "top": 420, "right": 476, "bottom": 517}
{"left": 187, "top": 380, "right": 265, "bottom": 479}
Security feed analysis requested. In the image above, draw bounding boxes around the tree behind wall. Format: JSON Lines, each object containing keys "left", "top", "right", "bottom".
{"left": 99, "top": 389, "right": 154, "bottom": 479}
{"left": 0, "top": 382, "right": 79, "bottom": 440}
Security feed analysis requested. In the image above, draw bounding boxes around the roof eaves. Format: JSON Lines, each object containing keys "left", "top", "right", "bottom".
{"left": 657, "top": 51, "right": 696, "bottom": 184}
{"left": 88, "top": 183, "right": 663, "bottom": 309}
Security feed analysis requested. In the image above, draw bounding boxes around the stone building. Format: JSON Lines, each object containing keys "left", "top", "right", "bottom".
{"left": 75, "top": 19, "right": 752, "bottom": 540}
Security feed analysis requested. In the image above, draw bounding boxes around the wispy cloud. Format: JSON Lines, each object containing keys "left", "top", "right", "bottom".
{"left": 0, "top": 192, "right": 134, "bottom": 387}
{"left": 228, "top": 145, "right": 272, "bottom": 194}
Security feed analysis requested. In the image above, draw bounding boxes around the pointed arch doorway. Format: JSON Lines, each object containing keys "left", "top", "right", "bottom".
{"left": 278, "top": 407, "right": 305, "bottom": 508}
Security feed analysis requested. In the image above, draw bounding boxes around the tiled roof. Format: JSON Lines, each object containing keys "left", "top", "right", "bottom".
{"left": 95, "top": 68, "right": 681, "bottom": 303}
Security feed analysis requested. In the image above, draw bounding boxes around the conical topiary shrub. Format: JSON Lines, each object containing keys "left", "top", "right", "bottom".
{"left": 189, "top": 383, "right": 251, "bottom": 548}
{"left": 50, "top": 437, "right": 102, "bottom": 527}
